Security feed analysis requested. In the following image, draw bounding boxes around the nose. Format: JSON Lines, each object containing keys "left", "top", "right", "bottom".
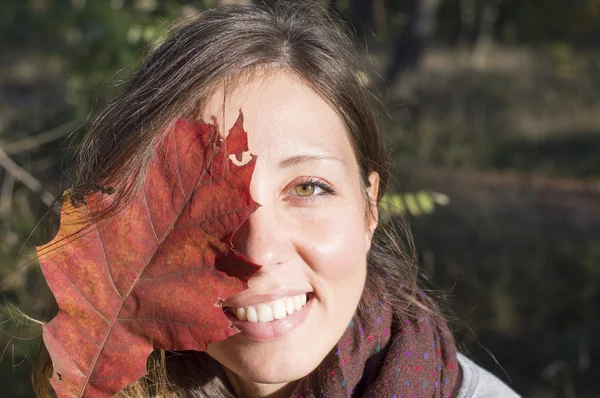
{"left": 230, "top": 205, "right": 293, "bottom": 267}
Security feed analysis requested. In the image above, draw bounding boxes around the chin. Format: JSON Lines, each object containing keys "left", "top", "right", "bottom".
{"left": 209, "top": 330, "right": 327, "bottom": 385}
{"left": 206, "top": 291, "right": 362, "bottom": 388}
{"left": 235, "top": 357, "right": 316, "bottom": 385}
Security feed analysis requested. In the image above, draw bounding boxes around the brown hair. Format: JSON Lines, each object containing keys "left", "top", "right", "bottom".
{"left": 33, "top": 2, "right": 437, "bottom": 397}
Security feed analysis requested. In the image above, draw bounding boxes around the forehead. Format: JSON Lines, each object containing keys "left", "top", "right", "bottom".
{"left": 198, "top": 71, "right": 357, "bottom": 168}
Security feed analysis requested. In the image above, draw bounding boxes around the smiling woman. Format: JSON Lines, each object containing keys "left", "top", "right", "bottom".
{"left": 202, "top": 71, "right": 378, "bottom": 394}
{"left": 32, "top": 2, "right": 518, "bottom": 398}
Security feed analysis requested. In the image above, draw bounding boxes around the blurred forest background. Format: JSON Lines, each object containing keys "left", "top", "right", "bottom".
{"left": 0, "top": 0, "right": 599, "bottom": 396}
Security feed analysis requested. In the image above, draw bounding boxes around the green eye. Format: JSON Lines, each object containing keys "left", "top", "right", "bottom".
{"left": 295, "top": 184, "right": 315, "bottom": 196}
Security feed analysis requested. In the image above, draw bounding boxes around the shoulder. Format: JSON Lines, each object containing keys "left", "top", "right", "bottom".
{"left": 456, "top": 353, "right": 521, "bottom": 398}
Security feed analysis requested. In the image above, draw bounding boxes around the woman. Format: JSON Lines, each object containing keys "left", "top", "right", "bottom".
{"left": 33, "top": 2, "right": 519, "bottom": 397}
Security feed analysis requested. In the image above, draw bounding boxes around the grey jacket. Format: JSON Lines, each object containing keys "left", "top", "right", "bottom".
{"left": 457, "top": 354, "right": 521, "bottom": 397}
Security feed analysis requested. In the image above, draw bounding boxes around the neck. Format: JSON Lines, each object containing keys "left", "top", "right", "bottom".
{"left": 223, "top": 366, "right": 298, "bottom": 398}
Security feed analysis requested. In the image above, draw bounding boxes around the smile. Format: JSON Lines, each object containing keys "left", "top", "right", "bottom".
{"left": 223, "top": 293, "right": 314, "bottom": 342}
{"left": 224, "top": 293, "right": 308, "bottom": 323}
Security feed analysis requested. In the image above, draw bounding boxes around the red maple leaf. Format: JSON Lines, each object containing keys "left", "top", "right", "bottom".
{"left": 37, "top": 112, "right": 260, "bottom": 397}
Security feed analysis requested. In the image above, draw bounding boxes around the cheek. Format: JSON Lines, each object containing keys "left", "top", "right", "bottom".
{"left": 293, "top": 200, "right": 369, "bottom": 279}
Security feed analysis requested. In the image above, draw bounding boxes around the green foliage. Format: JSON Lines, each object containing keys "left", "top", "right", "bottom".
{"left": 379, "top": 191, "right": 450, "bottom": 220}
{"left": 0, "top": 0, "right": 191, "bottom": 120}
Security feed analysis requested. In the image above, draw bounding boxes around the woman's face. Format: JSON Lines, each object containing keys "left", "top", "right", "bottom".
{"left": 202, "top": 71, "right": 379, "bottom": 394}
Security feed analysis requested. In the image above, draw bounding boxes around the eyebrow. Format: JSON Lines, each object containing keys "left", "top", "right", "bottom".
{"left": 278, "top": 154, "right": 346, "bottom": 168}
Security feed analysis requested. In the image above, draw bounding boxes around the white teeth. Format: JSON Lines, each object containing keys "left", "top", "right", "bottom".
{"left": 257, "top": 304, "right": 274, "bottom": 322}
{"left": 292, "top": 295, "right": 303, "bottom": 310}
{"left": 285, "top": 297, "right": 294, "bottom": 315}
{"left": 229, "top": 293, "right": 310, "bottom": 322}
{"left": 236, "top": 307, "right": 247, "bottom": 321}
{"left": 246, "top": 306, "right": 258, "bottom": 323}
{"left": 272, "top": 300, "right": 287, "bottom": 319}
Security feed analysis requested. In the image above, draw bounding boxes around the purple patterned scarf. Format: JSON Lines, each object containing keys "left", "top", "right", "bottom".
{"left": 291, "top": 291, "right": 460, "bottom": 397}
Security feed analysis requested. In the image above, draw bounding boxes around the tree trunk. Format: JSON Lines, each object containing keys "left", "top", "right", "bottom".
{"left": 384, "top": 0, "right": 444, "bottom": 86}
{"left": 472, "top": 0, "right": 505, "bottom": 61}
{"left": 372, "top": 0, "right": 386, "bottom": 36}
{"left": 348, "top": 0, "right": 375, "bottom": 40}
{"left": 459, "top": 0, "right": 477, "bottom": 46}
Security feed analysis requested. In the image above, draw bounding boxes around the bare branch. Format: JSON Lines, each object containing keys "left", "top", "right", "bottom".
{"left": 1, "top": 120, "right": 80, "bottom": 155}
{"left": 1, "top": 174, "right": 16, "bottom": 243}
{"left": 0, "top": 147, "right": 54, "bottom": 207}
{"left": 0, "top": 174, "right": 15, "bottom": 217}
